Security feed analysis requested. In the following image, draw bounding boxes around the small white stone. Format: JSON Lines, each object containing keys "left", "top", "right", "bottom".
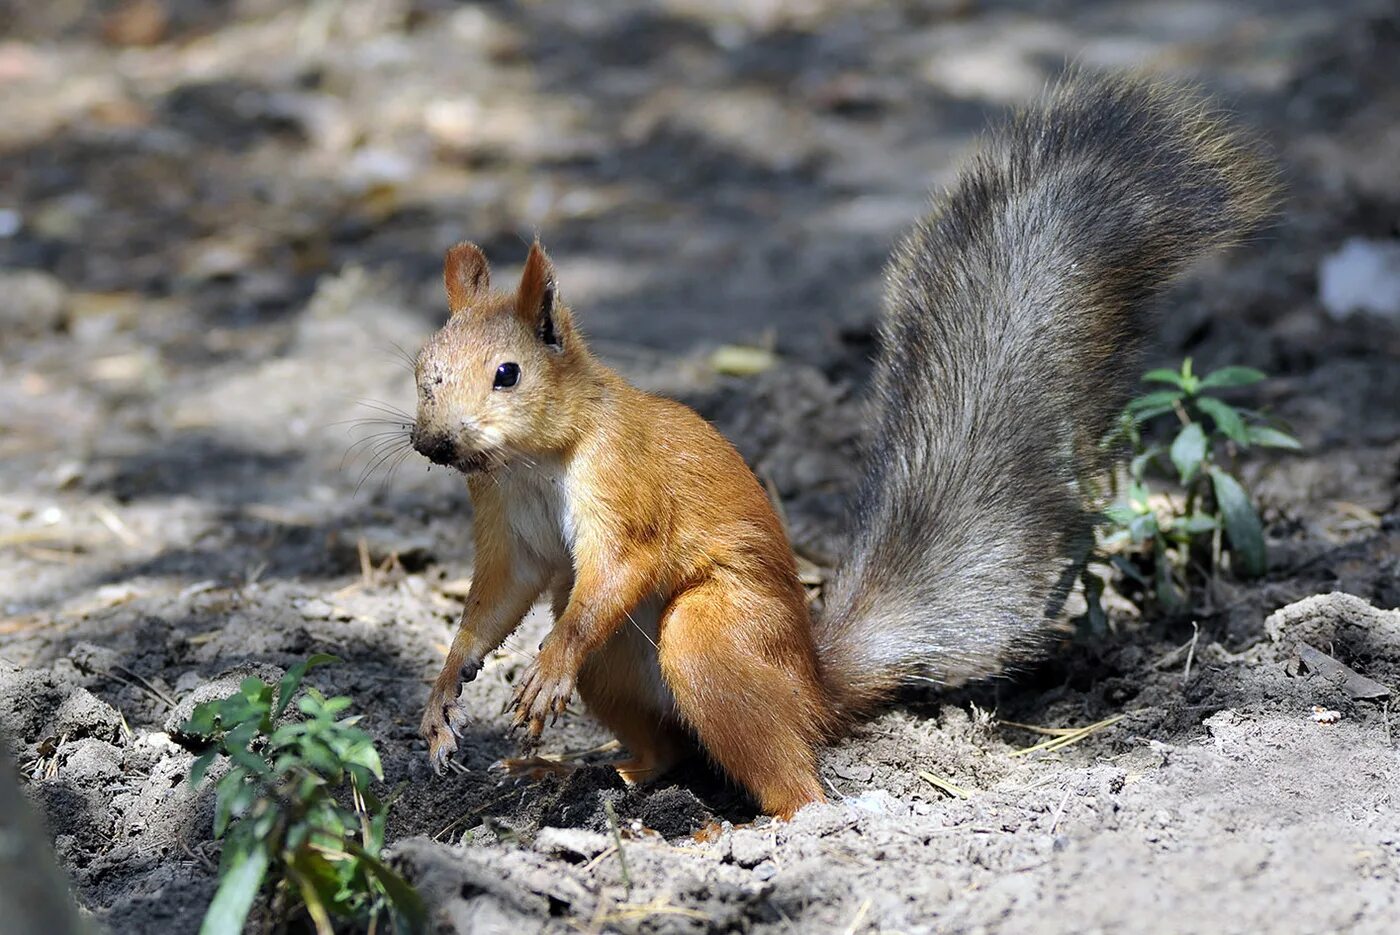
{"left": 137, "top": 731, "right": 179, "bottom": 752}
{"left": 1310, "top": 705, "right": 1343, "bottom": 724}
{"left": 1319, "top": 237, "right": 1400, "bottom": 320}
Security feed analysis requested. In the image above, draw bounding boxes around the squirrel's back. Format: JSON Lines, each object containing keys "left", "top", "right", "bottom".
{"left": 817, "top": 74, "right": 1276, "bottom": 718}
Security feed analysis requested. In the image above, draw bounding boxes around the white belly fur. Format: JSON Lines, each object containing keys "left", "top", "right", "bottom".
{"left": 496, "top": 459, "right": 574, "bottom": 573}
{"left": 494, "top": 460, "right": 676, "bottom": 717}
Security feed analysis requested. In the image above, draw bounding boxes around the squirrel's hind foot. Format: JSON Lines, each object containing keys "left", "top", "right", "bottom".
{"left": 493, "top": 755, "right": 580, "bottom": 782}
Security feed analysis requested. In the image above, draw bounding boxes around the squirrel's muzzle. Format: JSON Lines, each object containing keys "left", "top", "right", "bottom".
{"left": 412, "top": 428, "right": 494, "bottom": 474}
{"left": 412, "top": 430, "right": 458, "bottom": 467}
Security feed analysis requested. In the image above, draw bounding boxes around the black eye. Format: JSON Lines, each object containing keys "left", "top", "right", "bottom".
{"left": 493, "top": 362, "right": 520, "bottom": 389}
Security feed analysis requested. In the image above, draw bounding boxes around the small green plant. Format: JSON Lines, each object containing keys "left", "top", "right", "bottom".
{"left": 1102, "top": 359, "right": 1299, "bottom": 610}
{"left": 184, "top": 655, "right": 424, "bottom": 935}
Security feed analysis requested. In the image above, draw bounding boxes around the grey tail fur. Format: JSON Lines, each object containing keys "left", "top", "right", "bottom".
{"left": 816, "top": 73, "right": 1277, "bottom": 721}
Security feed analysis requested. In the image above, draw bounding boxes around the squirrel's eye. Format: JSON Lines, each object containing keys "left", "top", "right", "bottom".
{"left": 493, "top": 362, "right": 520, "bottom": 390}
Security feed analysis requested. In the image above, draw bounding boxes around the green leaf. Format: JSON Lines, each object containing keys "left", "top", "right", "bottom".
{"left": 298, "top": 693, "right": 325, "bottom": 719}
{"left": 269, "top": 722, "right": 309, "bottom": 748}
{"left": 1126, "top": 389, "right": 1185, "bottom": 417}
{"left": 1196, "top": 397, "right": 1249, "bottom": 445}
{"left": 1154, "top": 548, "right": 1186, "bottom": 612}
{"left": 190, "top": 751, "right": 218, "bottom": 788}
{"left": 1110, "top": 555, "right": 1150, "bottom": 587}
{"left": 1130, "top": 404, "right": 1177, "bottom": 424}
{"left": 1246, "top": 425, "right": 1302, "bottom": 450}
{"left": 239, "top": 677, "right": 273, "bottom": 707}
{"left": 1142, "top": 368, "right": 1186, "bottom": 388}
{"left": 1179, "top": 358, "right": 1200, "bottom": 396}
{"left": 342, "top": 739, "right": 384, "bottom": 782}
{"left": 223, "top": 719, "right": 259, "bottom": 752}
{"left": 1128, "top": 512, "right": 1158, "bottom": 544}
{"left": 286, "top": 852, "right": 339, "bottom": 935}
{"left": 250, "top": 805, "right": 279, "bottom": 843}
{"left": 307, "top": 813, "right": 350, "bottom": 847}
{"left": 1104, "top": 504, "right": 1136, "bottom": 527}
{"left": 274, "top": 653, "right": 342, "bottom": 721}
{"left": 1210, "top": 468, "right": 1266, "bottom": 577}
{"left": 366, "top": 806, "right": 388, "bottom": 851}
{"left": 183, "top": 703, "right": 220, "bottom": 737}
{"left": 300, "top": 737, "right": 344, "bottom": 778}
{"left": 1199, "top": 366, "right": 1266, "bottom": 389}
{"left": 1101, "top": 529, "right": 1131, "bottom": 548}
{"left": 213, "top": 770, "right": 248, "bottom": 838}
{"left": 226, "top": 742, "right": 271, "bottom": 778}
{"left": 1128, "top": 446, "right": 1163, "bottom": 482}
{"left": 1128, "top": 481, "right": 1151, "bottom": 511}
{"left": 1173, "top": 513, "right": 1219, "bottom": 535}
{"left": 344, "top": 840, "right": 427, "bottom": 935}
{"left": 198, "top": 838, "right": 270, "bottom": 935}
{"left": 213, "top": 695, "right": 259, "bottom": 729}
{"left": 320, "top": 696, "right": 353, "bottom": 717}
{"left": 1170, "top": 422, "right": 1207, "bottom": 484}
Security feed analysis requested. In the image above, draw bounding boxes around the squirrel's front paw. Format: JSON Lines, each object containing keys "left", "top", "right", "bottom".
{"left": 509, "top": 652, "right": 575, "bottom": 739}
{"left": 420, "top": 688, "right": 470, "bottom": 773}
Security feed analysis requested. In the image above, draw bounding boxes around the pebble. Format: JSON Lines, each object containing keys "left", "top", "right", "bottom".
{"left": 1319, "top": 237, "right": 1400, "bottom": 320}
{"left": 0, "top": 270, "right": 67, "bottom": 336}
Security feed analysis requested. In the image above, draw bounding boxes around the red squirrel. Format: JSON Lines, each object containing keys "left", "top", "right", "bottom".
{"left": 410, "top": 74, "right": 1275, "bottom": 818}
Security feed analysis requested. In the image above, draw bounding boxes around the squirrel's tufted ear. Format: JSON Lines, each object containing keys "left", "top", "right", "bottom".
{"left": 444, "top": 242, "right": 490, "bottom": 311}
{"left": 517, "top": 239, "right": 563, "bottom": 349}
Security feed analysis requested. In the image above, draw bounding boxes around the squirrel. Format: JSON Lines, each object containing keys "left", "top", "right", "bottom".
{"left": 410, "top": 74, "right": 1276, "bottom": 818}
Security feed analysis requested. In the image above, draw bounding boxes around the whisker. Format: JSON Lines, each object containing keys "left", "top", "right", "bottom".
{"left": 379, "top": 447, "right": 415, "bottom": 496}
{"left": 355, "top": 441, "right": 413, "bottom": 496}
{"left": 339, "top": 431, "right": 411, "bottom": 470}
{"left": 329, "top": 416, "right": 413, "bottom": 430}
{"left": 363, "top": 436, "right": 413, "bottom": 462}
{"left": 342, "top": 426, "right": 412, "bottom": 444}
{"left": 624, "top": 609, "right": 658, "bottom": 650}
{"left": 345, "top": 429, "right": 412, "bottom": 447}
{"left": 353, "top": 406, "right": 414, "bottom": 425}
{"left": 358, "top": 441, "right": 407, "bottom": 480}
{"left": 387, "top": 340, "right": 420, "bottom": 370}
{"left": 350, "top": 398, "right": 416, "bottom": 420}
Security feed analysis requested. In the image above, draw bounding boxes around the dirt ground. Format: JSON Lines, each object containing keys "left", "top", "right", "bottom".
{"left": 3, "top": 1, "right": 1399, "bottom": 932}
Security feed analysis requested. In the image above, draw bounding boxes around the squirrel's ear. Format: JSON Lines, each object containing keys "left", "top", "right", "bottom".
{"left": 517, "top": 240, "right": 562, "bottom": 349}
{"left": 444, "top": 242, "right": 490, "bottom": 310}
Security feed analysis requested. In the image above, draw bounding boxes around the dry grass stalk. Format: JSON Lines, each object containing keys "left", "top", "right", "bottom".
{"left": 1007, "top": 714, "right": 1126, "bottom": 757}
{"left": 918, "top": 770, "right": 972, "bottom": 799}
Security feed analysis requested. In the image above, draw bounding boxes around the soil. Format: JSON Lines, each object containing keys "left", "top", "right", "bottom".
{"left": 2, "top": 1, "right": 1399, "bottom": 933}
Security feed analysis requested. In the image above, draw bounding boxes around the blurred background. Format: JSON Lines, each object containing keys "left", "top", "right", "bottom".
{"left": 2, "top": 2, "right": 1399, "bottom": 930}
{"left": 2, "top": 0, "right": 1396, "bottom": 610}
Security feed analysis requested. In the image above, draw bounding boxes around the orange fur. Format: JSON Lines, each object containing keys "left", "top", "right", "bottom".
{"left": 416, "top": 240, "right": 833, "bottom": 817}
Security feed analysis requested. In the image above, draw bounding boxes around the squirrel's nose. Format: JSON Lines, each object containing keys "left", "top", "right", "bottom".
{"left": 412, "top": 431, "right": 456, "bottom": 466}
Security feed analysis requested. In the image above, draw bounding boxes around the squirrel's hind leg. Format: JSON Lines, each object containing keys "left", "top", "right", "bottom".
{"left": 576, "top": 614, "right": 692, "bottom": 786}
{"left": 657, "top": 579, "right": 828, "bottom": 820}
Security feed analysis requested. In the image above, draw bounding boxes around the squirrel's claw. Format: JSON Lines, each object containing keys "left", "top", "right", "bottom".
{"left": 421, "top": 688, "right": 469, "bottom": 773}
{"left": 428, "top": 740, "right": 453, "bottom": 775}
{"left": 509, "top": 653, "right": 575, "bottom": 741}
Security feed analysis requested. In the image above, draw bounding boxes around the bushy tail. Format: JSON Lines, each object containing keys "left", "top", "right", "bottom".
{"left": 816, "top": 73, "right": 1277, "bottom": 720}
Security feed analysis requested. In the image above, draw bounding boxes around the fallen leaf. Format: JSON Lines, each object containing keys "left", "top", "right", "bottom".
{"left": 1296, "top": 643, "right": 1391, "bottom": 701}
